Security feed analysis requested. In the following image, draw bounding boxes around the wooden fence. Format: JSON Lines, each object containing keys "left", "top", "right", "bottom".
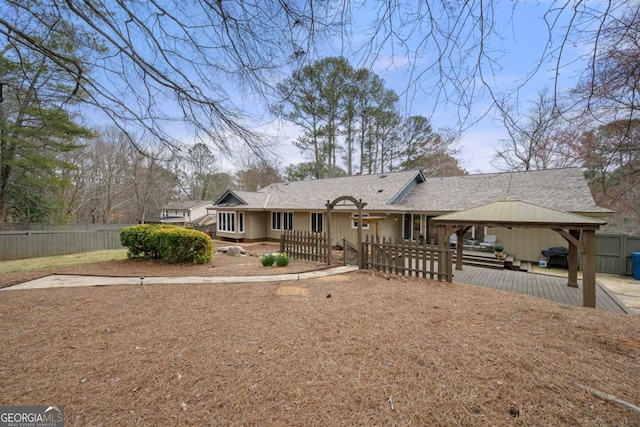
{"left": 342, "top": 239, "right": 359, "bottom": 266}
{"left": 280, "top": 230, "right": 329, "bottom": 264}
{"left": 595, "top": 234, "right": 640, "bottom": 276}
{"left": 0, "top": 226, "right": 128, "bottom": 261}
{"left": 0, "top": 223, "right": 129, "bottom": 232}
{"left": 362, "top": 235, "right": 452, "bottom": 282}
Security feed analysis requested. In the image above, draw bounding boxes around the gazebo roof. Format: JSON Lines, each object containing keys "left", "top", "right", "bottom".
{"left": 433, "top": 200, "right": 606, "bottom": 229}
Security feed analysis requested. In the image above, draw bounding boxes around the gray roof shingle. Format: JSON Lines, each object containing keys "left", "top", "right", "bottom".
{"left": 400, "top": 168, "right": 611, "bottom": 214}
{"left": 161, "top": 200, "right": 214, "bottom": 210}
{"left": 433, "top": 200, "right": 606, "bottom": 226}
{"left": 218, "top": 170, "right": 424, "bottom": 211}
{"left": 215, "top": 168, "right": 611, "bottom": 215}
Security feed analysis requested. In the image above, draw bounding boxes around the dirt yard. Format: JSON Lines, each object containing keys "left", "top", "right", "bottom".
{"left": 1, "top": 244, "right": 639, "bottom": 426}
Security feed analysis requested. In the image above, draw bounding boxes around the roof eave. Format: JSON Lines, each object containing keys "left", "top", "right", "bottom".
{"left": 214, "top": 190, "right": 248, "bottom": 206}
{"left": 434, "top": 219, "right": 605, "bottom": 229}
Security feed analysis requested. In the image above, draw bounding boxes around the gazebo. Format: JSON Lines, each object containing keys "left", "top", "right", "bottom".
{"left": 433, "top": 200, "right": 606, "bottom": 308}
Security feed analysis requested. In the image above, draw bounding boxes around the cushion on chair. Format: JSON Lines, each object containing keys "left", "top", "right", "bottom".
{"left": 479, "top": 234, "right": 497, "bottom": 248}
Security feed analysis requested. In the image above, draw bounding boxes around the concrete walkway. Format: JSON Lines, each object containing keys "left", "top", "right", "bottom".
{"left": 3, "top": 264, "right": 638, "bottom": 315}
{"left": 592, "top": 273, "right": 640, "bottom": 315}
{"left": 1, "top": 266, "right": 359, "bottom": 290}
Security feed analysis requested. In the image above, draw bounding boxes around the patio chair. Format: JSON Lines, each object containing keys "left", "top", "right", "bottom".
{"left": 479, "top": 234, "right": 497, "bottom": 251}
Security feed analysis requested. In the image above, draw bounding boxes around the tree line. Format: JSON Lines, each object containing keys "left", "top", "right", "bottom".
{"left": 1, "top": 125, "right": 287, "bottom": 224}
{"left": 1, "top": 1, "right": 638, "bottom": 231}
{"left": 274, "top": 57, "right": 463, "bottom": 180}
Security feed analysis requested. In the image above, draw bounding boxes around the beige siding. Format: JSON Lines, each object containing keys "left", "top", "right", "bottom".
{"left": 328, "top": 212, "right": 405, "bottom": 245}
{"left": 245, "top": 211, "right": 268, "bottom": 240}
{"left": 375, "top": 213, "right": 405, "bottom": 241}
{"left": 226, "top": 210, "right": 419, "bottom": 245}
{"left": 254, "top": 211, "right": 407, "bottom": 246}
{"left": 328, "top": 212, "right": 354, "bottom": 246}
{"left": 489, "top": 227, "right": 567, "bottom": 262}
{"left": 217, "top": 210, "right": 266, "bottom": 241}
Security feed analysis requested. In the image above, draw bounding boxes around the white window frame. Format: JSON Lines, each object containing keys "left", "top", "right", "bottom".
{"left": 218, "top": 211, "right": 236, "bottom": 233}
{"left": 272, "top": 211, "right": 294, "bottom": 231}
{"left": 271, "top": 211, "right": 282, "bottom": 230}
{"left": 351, "top": 214, "right": 370, "bottom": 230}
{"left": 283, "top": 212, "right": 293, "bottom": 231}
{"left": 310, "top": 212, "right": 323, "bottom": 233}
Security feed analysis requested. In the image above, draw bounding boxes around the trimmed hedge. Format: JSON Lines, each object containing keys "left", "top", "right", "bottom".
{"left": 120, "top": 224, "right": 213, "bottom": 264}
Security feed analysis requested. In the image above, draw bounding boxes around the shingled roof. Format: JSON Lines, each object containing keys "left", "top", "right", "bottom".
{"left": 216, "top": 170, "right": 425, "bottom": 211}
{"left": 215, "top": 190, "right": 269, "bottom": 208}
{"left": 433, "top": 200, "right": 606, "bottom": 228}
{"left": 400, "top": 168, "right": 612, "bottom": 214}
{"left": 161, "top": 200, "right": 214, "bottom": 210}
{"left": 214, "top": 168, "right": 611, "bottom": 216}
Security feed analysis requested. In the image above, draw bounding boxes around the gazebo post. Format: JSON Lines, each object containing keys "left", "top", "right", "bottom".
{"left": 582, "top": 230, "right": 597, "bottom": 308}
{"left": 455, "top": 226, "right": 471, "bottom": 271}
{"left": 567, "top": 230, "right": 581, "bottom": 288}
{"left": 454, "top": 228, "right": 462, "bottom": 271}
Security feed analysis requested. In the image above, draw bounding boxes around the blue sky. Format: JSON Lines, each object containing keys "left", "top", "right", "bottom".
{"left": 243, "top": 0, "right": 593, "bottom": 175}
{"left": 79, "top": 1, "right": 595, "bottom": 175}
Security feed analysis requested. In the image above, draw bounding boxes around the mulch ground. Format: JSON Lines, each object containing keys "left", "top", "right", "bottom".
{"left": 1, "top": 244, "right": 639, "bottom": 426}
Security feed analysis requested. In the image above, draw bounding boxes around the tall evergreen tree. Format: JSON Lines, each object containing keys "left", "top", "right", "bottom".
{"left": 0, "top": 32, "right": 94, "bottom": 221}
{"left": 275, "top": 57, "right": 353, "bottom": 179}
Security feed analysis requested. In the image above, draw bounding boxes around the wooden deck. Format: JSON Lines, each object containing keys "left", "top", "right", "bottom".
{"left": 452, "top": 266, "right": 630, "bottom": 314}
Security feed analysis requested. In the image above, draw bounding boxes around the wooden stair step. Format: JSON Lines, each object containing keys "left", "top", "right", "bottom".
{"left": 464, "top": 260, "right": 504, "bottom": 269}
{"left": 520, "top": 261, "right": 531, "bottom": 272}
{"left": 454, "top": 258, "right": 504, "bottom": 269}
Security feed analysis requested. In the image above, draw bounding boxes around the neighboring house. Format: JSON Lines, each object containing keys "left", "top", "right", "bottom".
{"left": 154, "top": 200, "right": 217, "bottom": 226}
{"left": 213, "top": 168, "right": 612, "bottom": 262}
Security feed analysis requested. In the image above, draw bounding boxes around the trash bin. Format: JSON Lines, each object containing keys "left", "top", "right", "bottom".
{"left": 633, "top": 252, "right": 640, "bottom": 280}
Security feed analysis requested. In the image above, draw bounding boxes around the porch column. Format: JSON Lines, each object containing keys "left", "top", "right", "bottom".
{"left": 567, "top": 229, "right": 580, "bottom": 288}
{"left": 582, "top": 230, "right": 596, "bottom": 308}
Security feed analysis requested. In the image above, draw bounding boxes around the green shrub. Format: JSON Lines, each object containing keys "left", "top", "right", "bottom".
{"left": 261, "top": 254, "right": 276, "bottom": 266}
{"left": 494, "top": 243, "right": 504, "bottom": 252}
{"left": 275, "top": 252, "right": 289, "bottom": 267}
{"left": 120, "top": 224, "right": 213, "bottom": 264}
{"left": 120, "top": 224, "right": 161, "bottom": 259}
